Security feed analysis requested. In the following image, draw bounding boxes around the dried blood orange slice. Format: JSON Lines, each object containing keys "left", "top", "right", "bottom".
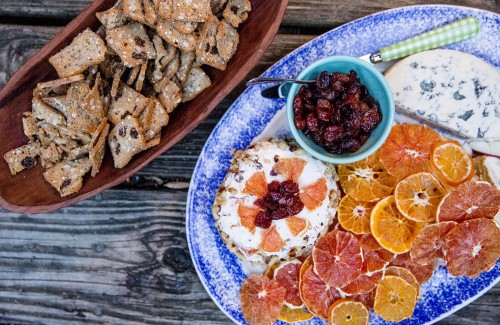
{"left": 431, "top": 140, "right": 474, "bottom": 186}
{"left": 341, "top": 270, "right": 382, "bottom": 295}
{"left": 380, "top": 123, "right": 442, "bottom": 179}
{"left": 286, "top": 216, "right": 309, "bottom": 236}
{"left": 338, "top": 151, "right": 397, "bottom": 202}
{"left": 357, "top": 234, "right": 395, "bottom": 273}
{"left": 277, "top": 306, "right": 313, "bottom": 323}
{"left": 299, "top": 257, "right": 342, "bottom": 319}
{"left": 437, "top": 181, "right": 500, "bottom": 223}
{"left": 238, "top": 204, "right": 260, "bottom": 233}
{"left": 312, "top": 230, "right": 363, "bottom": 288}
{"left": 240, "top": 274, "right": 286, "bottom": 325}
{"left": 327, "top": 299, "right": 370, "bottom": 325}
{"left": 260, "top": 226, "right": 285, "bottom": 253}
{"left": 373, "top": 275, "right": 418, "bottom": 322}
{"left": 273, "top": 158, "right": 307, "bottom": 183}
{"left": 390, "top": 252, "right": 435, "bottom": 284}
{"left": 351, "top": 292, "right": 375, "bottom": 309}
{"left": 243, "top": 171, "right": 267, "bottom": 198}
{"left": 394, "top": 172, "right": 447, "bottom": 222}
{"left": 371, "top": 196, "right": 424, "bottom": 254}
{"left": 443, "top": 218, "right": 500, "bottom": 278}
{"left": 385, "top": 266, "right": 420, "bottom": 297}
{"left": 273, "top": 259, "right": 304, "bottom": 309}
{"left": 299, "top": 178, "right": 328, "bottom": 210}
{"left": 410, "top": 221, "right": 457, "bottom": 266}
{"left": 338, "top": 196, "right": 376, "bottom": 234}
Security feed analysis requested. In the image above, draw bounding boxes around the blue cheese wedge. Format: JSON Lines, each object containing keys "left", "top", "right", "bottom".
{"left": 385, "top": 49, "right": 500, "bottom": 139}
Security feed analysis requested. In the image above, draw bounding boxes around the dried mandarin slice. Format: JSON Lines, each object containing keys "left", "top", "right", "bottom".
{"left": 313, "top": 230, "right": 363, "bottom": 288}
{"left": 243, "top": 171, "right": 267, "bottom": 199}
{"left": 385, "top": 266, "right": 420, "bottom": 297}
{"left": 260, "top": 226, "right": 285, "bottom": 253}
{"left": 338, "top": 196, "right": 376, "bottom": 234}
{"left": 443, "top": 218, "right": 500, "bottom": 278}
{"left": 410, "top": 221, "right": 457, "bottom": 266}
{"left": 273, "top": 259, "right": 304, "bottom": 309}
{"left": 371, "top": 196, "right": 424, "bottom": 254}
{"left": 394, "top": 172, "right": 447, "bottom": 222}
{"left": 327, "top": 299, "right": 370, "bottom": 325}
{"left": 286, "top": 216, "right": 308, "bottom": 237}
{"left": 277, "top": 306, "right": 313, "bottom": 323}
{"left": 338, "top": 150, "right": 397, "bottom": 202}
{"left": 380, "top": 123, "right": 442, "bottom": 179}
{"left": 437, "top": 181, "right": 500, "bottom": 223}
{"left": 299, "top": 178, "right": 327, "bottom": 210}
{"left": 373, "top": 275, "right": 418, "bottom": 322}
{"left": 240, "top": 274, "right": 286, "bottom": 325}
{"left": 390, "top": 252, "right": 435, "bottom": 284}
{"left": 237, "top": 204, "right": 260, "bottom": 233}
{"left": 273, "top": 158, "right": 307, "bottom": 183}
{"left": 431, "top": 140, "right": 474, "bottom": 186}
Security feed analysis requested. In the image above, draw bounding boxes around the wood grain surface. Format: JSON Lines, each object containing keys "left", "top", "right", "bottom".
{"left": 0, "top": 0, "right": 499, "bottom": 324}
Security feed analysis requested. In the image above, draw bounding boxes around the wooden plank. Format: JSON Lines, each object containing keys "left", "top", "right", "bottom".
{"left": 0, "top": 0, "right": 498, "bottom": 27}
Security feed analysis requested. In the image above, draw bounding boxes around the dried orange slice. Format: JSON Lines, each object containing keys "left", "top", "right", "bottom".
{"left": 390, "top": 252, "right": 435, "bottom": 284}
{"left": 357, "top": 234, "right": 395, "bottom": 273}
{"left": 443, "top": 218, "right": 500, "bottom": 278}
{"left": 373, "top": 275, "right": 418, "bottom": 322}
{"left": 410, "top": 221, "right": 457, "bottom": 266}
{"left": 299, "top": 255, "right": 341, "bottom": 319}
{"left": 338, "top": 151, "right": 398, "bottom": 202}
{"left": 243, "top": 171, "right": 267, "bottom": 198}
{"left": 380, "top": 123, "right": 442, "bottom": 179}
{"left": 286, "top": 216, "right": 308, "bottom": 236}
{"left": 260, "top": 226, "right": 285, "bottom": 253}
{"left": 312, "top": 230, "right": 363, "bottom": 288}
{"left": 394, "top": 172, "right": 447, "bottom": 222}
{"left": 328, "top": 299, "right": 370, "bottom": 325}
{"left": 273, "top": 259, "right": 303, "bottom": 308}
{"left": 278, "top": 306, "right": 313, "bottom": 323}
{"left": 240, "top": 274, "right": 286, "bottom": 325}
{"left": 238, "top": 204, "right": 259, "bottom": 233}
{"left": 338, "top": 196, "right": 376, "bottom": 234}
{"left": 385, "top": 266, "right": 420, "bottom": 298}
{"left": 273, "top": 158, "right": 306, "bottom": 183}
{"left": 299, "top": 178, "right": 327, "bottom": 210}
{"left": 431, "top": 140, "right": 474, "bottom": 186}
{"left": 437, "top": 181, "right": 500, "bottom": 223}
{"left": 370, "top": 196, "right": 424, "bottom": 254}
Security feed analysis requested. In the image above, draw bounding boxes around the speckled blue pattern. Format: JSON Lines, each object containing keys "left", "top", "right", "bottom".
{"left": 186, "top": 5, "right": 500, "bottom": 325}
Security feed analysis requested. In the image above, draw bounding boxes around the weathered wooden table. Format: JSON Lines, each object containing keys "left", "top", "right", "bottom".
{"left": 0, "top": 1, "right": 498, "bottom": 324}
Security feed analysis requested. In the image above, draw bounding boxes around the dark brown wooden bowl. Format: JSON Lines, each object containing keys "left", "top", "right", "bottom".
{"left": 0, "top": 0, "right": 288, "bottom": 214}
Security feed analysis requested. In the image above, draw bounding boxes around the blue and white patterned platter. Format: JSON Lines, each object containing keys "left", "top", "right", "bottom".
{"left": 186, "top": 5, "right": 500, "bottom": 325}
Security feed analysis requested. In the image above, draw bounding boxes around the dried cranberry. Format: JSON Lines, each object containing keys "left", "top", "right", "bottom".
{"left": 323, "top": 125, "right": 344, "bottom": 143}
{"left": 316, "top": 71, "right": 330, "bottom": 89}
{"left": 294, "top": 116, "right": 306, "bottom": 130}
{"left": 267, "top": 181, "right": 281, "bottom": 193}
{"left": 360, "top": 108, "right": 382, "bottom": 133}
{"left": 280, "top": 180, "right": 299, "bottom": 196}
{"left": 341, "top": 138, "right": 362, "bottom": 152}
{"left": 306, "top": 113, "right": 319, "bottom": 132}
{"left": 255, "top": 212, "right": 272, "bottom": 228}
{"left": 270, "top": 191, "right": 283, "bottom": 202}
{"left": 317, "top": 107, "right": 333, "bottom": 122}
{"left": 293, "top": 95, "right": 304, "bottom": 115}
{"left": 332, "top": 72, "right": 350, "bottom": 84}
{"left": 331, "top": 107, "right": 341, "bottom": 124}
{"left": 271, "top": 208, "right": 288, "bottom": 220}
{"left": 325, "top": 90, "right": 336, "bottom": 102}
{"left": 254, "top": 199, "right": 265, "bottom": 210}
{"left": 286, "top": 196, "right": 304, "bottom": 215}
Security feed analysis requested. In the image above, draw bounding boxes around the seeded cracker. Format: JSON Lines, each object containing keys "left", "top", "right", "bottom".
{"left": 34, "top": 74, "right": 85, "bottom": 99}
{"left": 157, "top": 0, "right": 173, "bottom": 20}
{"left": 216, "top": 20, "right": 239, "bottom": 62}
{"left": 32, "top": 98, "right": 66, "bottom": 127}
{"left": 90, "top": 119, "right": 111, "bottom": 177}
{"left": 157, "top": 78, "right": 181, "bottom": 112}
{"left": 43, "top": 158, "right": 92, "bottom": 197}
{"left": 140, "top": 99, "right": 169, "bottom": 141}
{"left": 123, "top": 0, "right": 147, "bottom": 26}
{"left": 171, "top": 20, "right": 198, "bottom": 34}
{"left": 176, "top": 50, "right": 195, "bottom": 83}
{"left": 210, "top": 0, "right": 228, "bottom": 15}
{"left": 196, "top": 15, "right": 226, "bottom": 70}
{"left": 106, "top": 23, "right": 157, "bottom": 68}
{"left": 22, "top": 112, "right": 39, "bottom": 142}
{"left": 96, "top": 0, "right": 128, "bottom": 30}
{"left": 41, "top": 96, "right": 71, "bottom": 118}
{"left": 108, "top": 115, "right": 147, "bottom": 168}
{"left": 157, "top": 19, "right": 197, "bottom": 52}
{"left": 4, "top": 142, "right": 40, "bottom": 175}
{"left": 49, "top": 29, "right": 106, "bottom": 78}
{"left": 107, "top": 83, "right": 150, "bottom": 125}
{"left": 181, "top": 67, "right": 211, "bottom": 102}
{"left": 143, "top": 0, "right": 158, "bottom": 27}
{"left": 223, "top": 0, "right": 251, "bottom": 28}
{"left": 173, "top": 0, "right": 211, "bottom": 22}
{"left": 135, "top": 62, "right": 148, "bottom": 92}
{"left": 83, "top": 73, "right": 106, "bottom": 118}
{"left": 39, "top": 142, "right": 63, "bottom": 169}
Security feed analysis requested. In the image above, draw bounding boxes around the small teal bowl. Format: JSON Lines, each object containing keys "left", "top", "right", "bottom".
{"left": 286, "top": 56, "right": 394, "bottom": 164}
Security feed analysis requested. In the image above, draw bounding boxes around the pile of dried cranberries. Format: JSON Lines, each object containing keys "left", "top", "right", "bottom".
{"left": 293, "top": 70, "right": 382, "bottom": 154}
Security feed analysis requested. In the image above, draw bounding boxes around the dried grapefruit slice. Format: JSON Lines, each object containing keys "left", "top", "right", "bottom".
{"left": 394, "top": 172, "right": 447, "bottom": 222}
{"left": 351, "top": 292, "right": 375, "bottom": 309}
{"left": 260, "top": 226, "right": 285, "bottom": 253}
{"left": 238, "top": 204, "right": 260, "bottom": 233}
{"left": 299, "top": 257, "right": 341, "bottom": 319}
{"left": 437, "top": 181, "right": 500, "bottom": 223}
{"left": 239, "top": 274, "right": 286, "bottom": 325}
{"left": 327, "top": 299, "right": 370, "bottom": 325}
{"left": 390, "top": 252, "right": 435, "bottom": 284}
{"left": 341, "top": 270, "right": 382, "bottom": 295}
{"left": 277, "top": 306, "right": 313, "bottom": 323}
{"left": 300, "top": 178, "right": 328, "bottom": 210}
{"left": 373, "top": 275, "right": 418, "bottom": 322}
{"left": 273, "top": 259, "right": 304, "bottom": 309}
{"left": 338, "top": 151, "right": 397, "bottom": 202}
{"left": 380, "top": 123, "right": 442, "bottom": 179}
{"left": 273, "top": 158, "right": 307, "bottom": 183}
{"left": 357, "top": 234, "right": 395, "bottom": 273}
{"left": 338, "top": 196, "right": 376, "bottom": 234}
{"left": 385, "top": 266, "right": 420, "bottom": 297}
{"left": 431, "top": 140, "right": 474, "bottom": 186}
{"left": 371, "top": 196, "right": 424, "bottom": 254}
{"left": 286, "top": 216, "right": 308, "bottom": 236}
{"left": 443, "top": 218, "right": 500, "bottom": 278}
{"left": 312, "top": 230, "right": 363, "bottom": 288}
{"left": 243, "top": 171, "right": 267, "bottom": 198}
{"left": 410, "top": 221, "right": 457, "bottom": 266}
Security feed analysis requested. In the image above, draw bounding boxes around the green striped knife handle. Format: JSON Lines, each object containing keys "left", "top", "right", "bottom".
{"left": 379, "top": 16, "right": 480, "bottom": 62}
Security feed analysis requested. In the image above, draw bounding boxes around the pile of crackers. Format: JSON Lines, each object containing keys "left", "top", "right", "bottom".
{"left": 3, "top": 0, "right": 251, "bottom": 197}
